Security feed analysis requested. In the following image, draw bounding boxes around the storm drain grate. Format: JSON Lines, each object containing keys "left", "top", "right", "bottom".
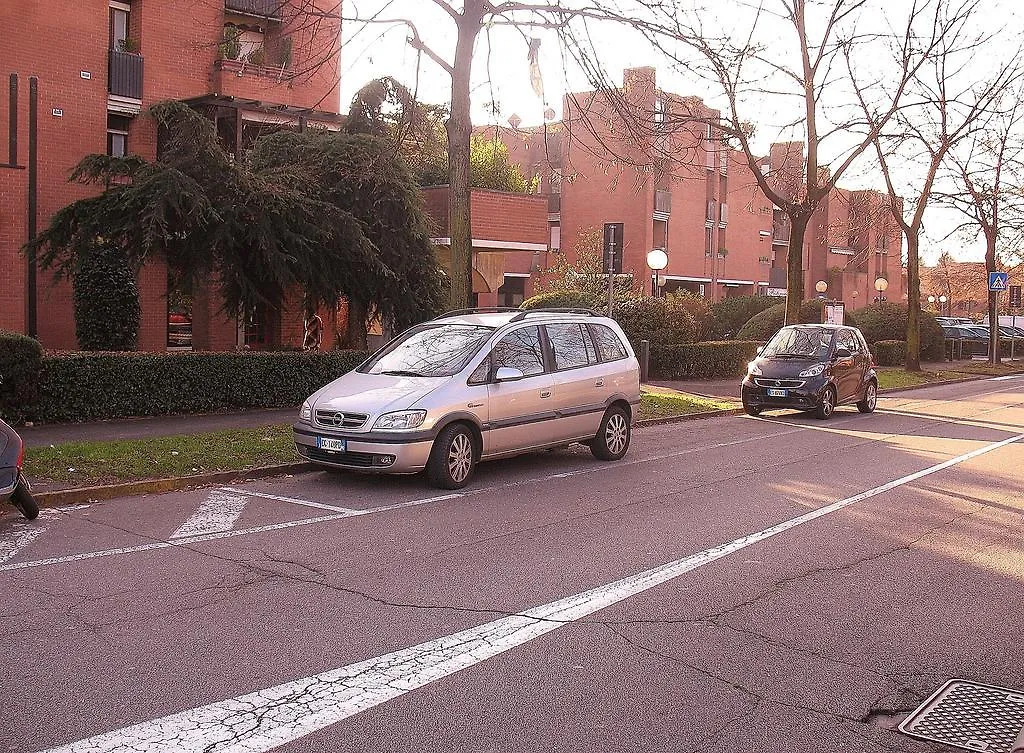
{"left": 899, "top": 679, "right": 1024, "bottom": 752}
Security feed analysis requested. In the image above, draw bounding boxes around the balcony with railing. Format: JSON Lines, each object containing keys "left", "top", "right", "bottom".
{"left": 225, "top": 0, "right": 282, "bottom": 19}
{"left": 108, "top": 49, "right": 144, "bottom": 100}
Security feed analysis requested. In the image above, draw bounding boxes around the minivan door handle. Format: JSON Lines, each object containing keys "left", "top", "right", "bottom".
{"left": 467, "top": 401, "right": 484, "bottom": 408}
{"left": 540, "top": 390, "right": 552, "bottom": 399}
{"left": 595, "top": 379, "right": 605, "bottom": 387}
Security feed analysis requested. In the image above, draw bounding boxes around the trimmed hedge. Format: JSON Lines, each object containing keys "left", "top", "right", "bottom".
{"left": 709, "top": 295, "right": 784, "bottom": 339}
{"left": 873, "top": 340, "right": 906, "bottom": 367}
{"left": 0, "top": 331, "right": 44, "bottom": 424}
{"left": 649, "top": 340, "right": 761, "bottom": 380}
{"left": 853, "top": 303, "right": 945, "bottom": 361}
{"left": 736, "top": 300, "right": 858, "bottom": 341}
{"left": 28, "top": 351, "right": 368, "bottom": 423}
{"left": 520, "top": 290, "right": 601, "bottom": 311}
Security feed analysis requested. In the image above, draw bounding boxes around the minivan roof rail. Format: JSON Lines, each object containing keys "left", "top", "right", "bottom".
{"left": 433, "top": 307, "right": 522, "bottom": 319}
{"left": 509, "top": 308, "right": 599, "bottom": 322}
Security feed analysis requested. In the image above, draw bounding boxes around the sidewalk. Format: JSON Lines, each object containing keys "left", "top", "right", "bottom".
{"left": 20, "top": 407, "right": 299, "bottom": 448}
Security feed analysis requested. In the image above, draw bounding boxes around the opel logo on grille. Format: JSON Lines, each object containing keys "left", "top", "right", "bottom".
{"left": 330, "top": 412, "right": 346, "bottom": 426}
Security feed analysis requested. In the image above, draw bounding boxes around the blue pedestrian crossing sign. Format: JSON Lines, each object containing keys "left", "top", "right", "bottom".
{"left": 989, "top": 271, "right": 1009, "bottom": 292}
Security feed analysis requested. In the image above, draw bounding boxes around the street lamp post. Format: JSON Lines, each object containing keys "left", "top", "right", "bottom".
{"left": 874, "top": 277, "right": 889, "bottom": 303}
{"left": 939, "top": 294, "right": 948, "bottom": 317}
{"left": 647, "top": 248, "right": 669, "bottom": 298}
{"left": 815, "top": 280, "right": 828, "bottom": 299}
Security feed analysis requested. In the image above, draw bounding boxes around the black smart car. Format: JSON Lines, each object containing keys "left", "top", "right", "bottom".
{"left": 741, "top": 324, "right": 878, "bottom": 419}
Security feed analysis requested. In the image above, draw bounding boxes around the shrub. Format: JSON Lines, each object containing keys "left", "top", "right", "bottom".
{"left": 666, "top": 291, "right": 713, "bottom": 342}
{"left": 613, "top": 297, "right": 697, "bottom": 350}
{"left": 29, "top": 350, "right": 367, "bottom": 423}
{"left": 520, "top": 290, "right": 601, "bottom": 311}
{"left": 873, "top": 340, "right": 906, "bottom": 366}
{"left": 854, "top": 303, "right": 944, "bottom": 360}
{"left": 735, "top": 300, "right": 858, "bottom": 341}
{"left": 649, "top": 341, "right": 761, "bottom": 380}
{"left": 73, "top": 245, "right": 140, "bottom": 351}
{"left": 0, "top": 332, "right": 43, "bottom": 424}
{"left": 709, "top": 295, "right": 784, "bottom": 339}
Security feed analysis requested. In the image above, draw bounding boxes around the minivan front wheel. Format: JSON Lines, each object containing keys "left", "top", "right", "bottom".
{"left": 427, "top": 423, "right": 477, "bottom": 489}
{"left": 591, "top": 406, "right": 631, "bottom": 461}
{"left": 815, "top": 385, "right": 837, "bottom": 420}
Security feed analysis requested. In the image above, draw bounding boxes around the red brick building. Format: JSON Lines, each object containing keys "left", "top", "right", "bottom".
{"left": 1, "top": 0, "right": 341, "bottom": 351}
{"left": 492, "top": 67, "right": 905, "bottom": 310}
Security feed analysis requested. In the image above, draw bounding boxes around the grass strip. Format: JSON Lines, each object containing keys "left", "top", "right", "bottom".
{"left": 26, "top": 393, "right": 736, "bottom": 487}
{"left": 876, "top": 359, "right": 1024, "bottom": 390}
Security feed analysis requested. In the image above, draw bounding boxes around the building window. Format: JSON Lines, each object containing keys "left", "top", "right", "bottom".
{"left": 107, "top": 114, "right": 130, "bottom": 156}
{"left": 497, "top": 276, "right": 527, "bottom": 308}
{"left": 551, "top": 167, "right": 562, "bottom": 194}
{"left": 109, "top": 2, "right": 131, "bottom": 51}
{"left": 705, "top": 226, "right": 714, "bottom": 257}
{"left": 550, "top": 224, "right": 561, "bottom": 251}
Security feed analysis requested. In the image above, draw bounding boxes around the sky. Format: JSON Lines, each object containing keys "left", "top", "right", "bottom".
{"left": 338, "top": 0, "right": 1024, "bottom": 265}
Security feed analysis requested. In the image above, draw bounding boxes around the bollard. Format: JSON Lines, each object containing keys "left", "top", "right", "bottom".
{"left": 639, "top": 339, "right": 650, "bottom": 383}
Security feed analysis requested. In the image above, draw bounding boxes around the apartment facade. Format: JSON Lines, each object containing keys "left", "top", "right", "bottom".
{"left": 1, "top": 0, "right": 341, "bottom": 351}
{"left": 493, "top": 67, "right": 905, "bottom": 310}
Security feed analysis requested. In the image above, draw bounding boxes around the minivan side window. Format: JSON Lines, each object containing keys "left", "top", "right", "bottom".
{"left": 491, "top": 326, "right": 546, "bottom": 377}
{"left": 589, "top": 324, "right": 627, "bottom": 362}
{"left": 546, "top": 323, "right": 595, "bottom": 370}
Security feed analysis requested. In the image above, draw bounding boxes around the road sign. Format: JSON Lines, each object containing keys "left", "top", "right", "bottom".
{"left": 989, "top": 271, "right": 1009, "bottom": 291}
{"left": 1010, "top": 285, "right": 1022, "bottom": 309}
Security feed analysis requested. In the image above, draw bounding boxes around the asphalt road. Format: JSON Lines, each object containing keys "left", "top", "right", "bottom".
{"left": 2, "top": 375, "right": 1024, "bottom": 753}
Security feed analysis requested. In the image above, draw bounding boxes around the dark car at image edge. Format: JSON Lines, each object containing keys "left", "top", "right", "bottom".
{"left": 741, "top": 324, "right": 878, "bottom": 420}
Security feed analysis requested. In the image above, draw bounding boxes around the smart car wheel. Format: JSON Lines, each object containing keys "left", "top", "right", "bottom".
{"left": 742, "top": 400, "right": 761, "bottom": 417}
{"left": 427, "top": 423, "right": 476, "bottom": 490}
{"left": 857, "top": 380, "right": 878, "bottom": 414}
{"left": 815, "top": 385, "right": 837, "bottom": 420}
{"left": 591, "top": 406, "right": 631, "bottom": 461}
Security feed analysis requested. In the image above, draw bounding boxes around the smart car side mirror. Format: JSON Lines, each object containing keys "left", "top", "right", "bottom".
{"left": 494, "top": 367, "right": 525, "bottom": 382}
{"left": 834, "top": 347, "right": 852, "bottom": 360}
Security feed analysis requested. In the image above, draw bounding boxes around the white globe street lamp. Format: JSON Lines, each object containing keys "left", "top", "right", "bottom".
{"left": 874, "top": 277, "right": 889, "bottom": 302}
{"left": 647, "top": 248, "right": 669, "bottom": 297}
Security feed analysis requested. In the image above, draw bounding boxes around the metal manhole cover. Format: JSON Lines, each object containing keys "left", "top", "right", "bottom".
{"left": 899, "top": 679, "right": 1024, "bottom": 752}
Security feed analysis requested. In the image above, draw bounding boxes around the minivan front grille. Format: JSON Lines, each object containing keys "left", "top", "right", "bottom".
{"left": 314, "top": 410, "right": 368, "bottom": 429}
{"left": 755, "top": 378, "right": 806, "bottom": 388}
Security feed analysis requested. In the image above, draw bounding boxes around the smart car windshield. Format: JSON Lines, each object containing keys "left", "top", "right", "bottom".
{"left": 362, "top": 324, "right": 494, "bottom": 377}
{"left": 760, "top": 326, "right": 834, "bottom": 359}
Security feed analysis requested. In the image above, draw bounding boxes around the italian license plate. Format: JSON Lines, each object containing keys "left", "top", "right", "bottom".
{"left": 767, "top": 388, "right": 788, "bottom": 398}
{"left": 316, "top": 437, "right": 347, "bottom": 452}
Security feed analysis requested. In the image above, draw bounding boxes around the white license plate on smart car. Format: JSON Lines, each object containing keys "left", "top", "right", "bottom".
{"left": 316, "top": 437, "right": 347, "bottom": 452}
{"left": 766, "top": 388, "right": 788, "bottom": 398}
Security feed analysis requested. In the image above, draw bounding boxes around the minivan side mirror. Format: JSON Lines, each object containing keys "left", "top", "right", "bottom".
{"left": 834, "top": 347, "right": 852, "bottom": 360}
{"left": 494, "top": 367, "right": 525, "bottom": 382}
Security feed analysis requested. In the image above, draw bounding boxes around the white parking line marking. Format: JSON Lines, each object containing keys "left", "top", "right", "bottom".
{"left": 171, "top": 490, "right": 248, "bottom": 539}
{"left": 0, "top": 520, "right": 48, "bottom": 564}
{"left": 990, "top": 373, "right": 1024, "bottom": 381}
{"left": 39, "top": 430, "right": 1024, "bottom": 753}
{"left": 221, "top": 487, "right": 357, "bottom": 513}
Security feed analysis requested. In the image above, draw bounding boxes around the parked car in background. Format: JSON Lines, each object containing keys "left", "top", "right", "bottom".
{"left": 294, "top": 309, "right": 641, "bottom": 489}
{"left": 741, "top": 324, "right": 877, "bottom": 420}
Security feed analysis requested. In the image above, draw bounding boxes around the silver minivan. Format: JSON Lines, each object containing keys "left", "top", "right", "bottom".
{"left": 293, "top": 309, "right": 641, "bottom": 489}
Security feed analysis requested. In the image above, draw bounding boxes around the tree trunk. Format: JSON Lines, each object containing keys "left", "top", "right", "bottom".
{"left": 986, "top": 230, "right": 1000, "bottom": 364}
{"left": 905, "top": 231, "right": 922, "bottom": 372}
{"left": 445, "top": 3, "right": 483, "bottom": 311}
{"left": 785, "top": 216, "right": 809, "bottom": 325}
{"left": 344, "top": 298, "right": 369, "bottom": 351}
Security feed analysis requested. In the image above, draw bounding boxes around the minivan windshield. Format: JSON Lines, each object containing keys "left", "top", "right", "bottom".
{"left": 362, "top": 324, "right": 494, "bottom": 377}
{"left": 760, "top": 326, "right": 834, "bottom": 360}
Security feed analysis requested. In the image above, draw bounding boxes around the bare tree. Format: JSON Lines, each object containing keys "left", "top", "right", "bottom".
{"left": 565, "top": 0, "right": 951, "bottom": 323}
{"left": 848, "top": 0, "right": 1018, "bottom": 370}
{"left": 342, "top": 0, "right": 588, "bottom": 309}
{"left": 940, "top": 91, "right": 1024, "bottom": 362}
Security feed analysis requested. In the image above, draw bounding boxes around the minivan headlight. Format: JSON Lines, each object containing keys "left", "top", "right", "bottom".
{"left": 299, "top": 400, "right": 312, "bottom": 422}
{"left": 374, "top": 410, "right": 427, "bottom": 430}
{"left": 799, "top": 363, "right": 826, "bottom": 378}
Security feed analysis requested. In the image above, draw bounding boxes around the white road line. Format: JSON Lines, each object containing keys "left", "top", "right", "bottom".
{"left": 0, "top": 520, "right": 47, "bottom": 564}
{"left": 37, "top": 431, "right": 1024, "bottom": 753}
{"left": 990, "top": 373, "right": 1024, "bottom": 381}
{"left": 219, "top": 487, "right": 357, "bottom": 513}
{"left": 0, "top": 428, "right": 815, "bottom": 574}
{"left": 171, "top": 490, "right": 248, "bottom": 539}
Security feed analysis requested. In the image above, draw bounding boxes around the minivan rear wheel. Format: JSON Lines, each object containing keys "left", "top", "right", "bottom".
{"left": 591, "top": 406, "right": 631, "bottom": 461}
{"left": 426, "top": 423, "right": 477, "bottom": 489}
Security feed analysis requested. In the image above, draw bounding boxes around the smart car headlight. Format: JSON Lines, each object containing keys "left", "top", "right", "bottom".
{"left": 373, "top": 410, "right": 427, "bottom": 430}
{"left": 799, "top": 363, "right": 826, "bottom": 378}
{"left": 747, "top": 362, "right": 762, "bottom": 376}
